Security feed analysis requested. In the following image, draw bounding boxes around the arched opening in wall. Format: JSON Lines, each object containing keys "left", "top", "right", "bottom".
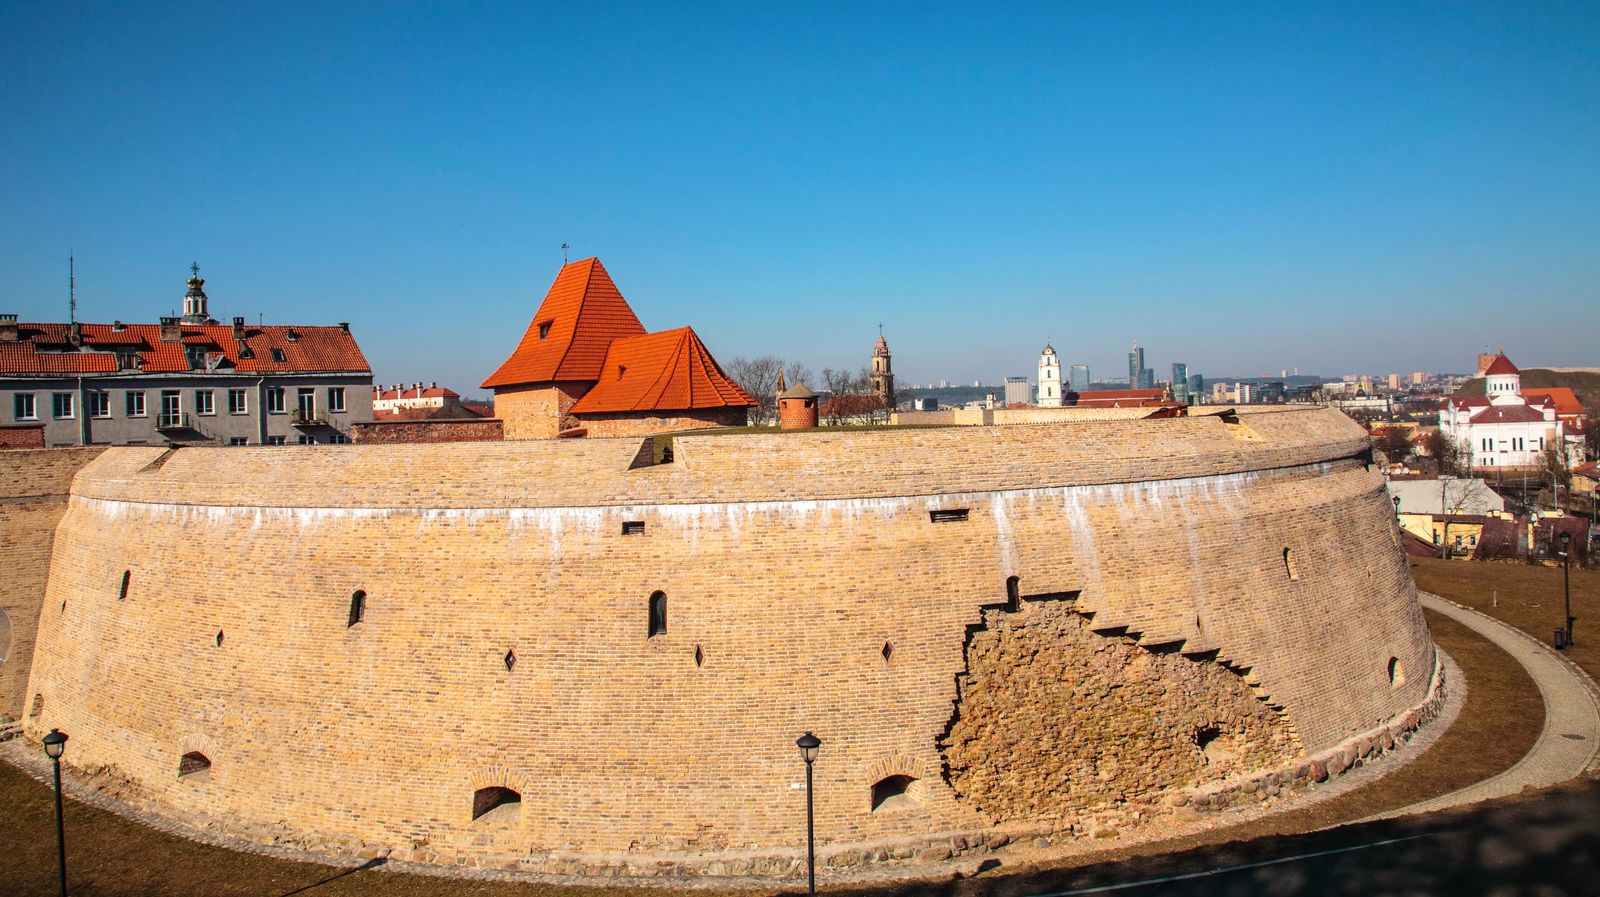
{"left": 1388, "top": 657, "right": 1405, "bottom": 690}
{"left": 118, "top": 570, "right": 131, "bottom": 601}
{"left": 178, "top": 752, "right": 212, "bottom": 781}
{"left": 348, "top": 590, "right": 366, "bottom": 627}
{"left": 472, "top": 786, "right": 521, "bottom": 823}
{"left": 1005, "top": 576, "right": 1020, "bottom": 609}
{"left": 1282, "top": 548, "right": 1299, "bottom": 581}
{"left": 871, "top": 775, "right": 919, "bottom": 812}
{"left": 1193, "top": 725, "right": 1235, "bottom": 766}
{"left": 0, "top": 607, "right": 10, "bottom": 665}
{"left": 648, "top": 591, "right": 667, "bottom": 638}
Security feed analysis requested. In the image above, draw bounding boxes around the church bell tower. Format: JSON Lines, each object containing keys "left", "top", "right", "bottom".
{"left": 870, "top": 328, "right": 895, "bottom": 409}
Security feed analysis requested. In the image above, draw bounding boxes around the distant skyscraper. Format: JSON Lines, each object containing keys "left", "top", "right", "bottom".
{"left": 1171, "top": 363, "right": 1188, "bottom": 400}
{"left": 1187, "top": 373, "right": 1204, "bottom": 403}
{"left": 1069, "top": 364, "right": 1090, "bottom": 392}
{"left": 1128, "top": 343, "right": 1144, "bottom": 384}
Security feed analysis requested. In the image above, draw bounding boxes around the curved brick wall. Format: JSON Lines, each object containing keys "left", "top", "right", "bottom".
{"left": 22, "top": 407, "right": 1433, "bottom": 871}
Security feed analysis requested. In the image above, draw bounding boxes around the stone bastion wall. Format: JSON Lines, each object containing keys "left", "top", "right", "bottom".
{"left": 18, "top": 407, "right": 1435, "bottom": 873}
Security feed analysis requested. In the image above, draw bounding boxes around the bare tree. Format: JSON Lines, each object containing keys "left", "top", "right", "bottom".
{"left": 1374, "top": 427, "right": 1414, "bottom": 464}
{"left": 1423, "top": 428, "right": 1470, "bottom": 477}
{"left": 819, "top": 367, "right": 888, "bottom": 425}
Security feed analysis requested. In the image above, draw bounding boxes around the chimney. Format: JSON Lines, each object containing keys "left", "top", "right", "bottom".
{"left": 68, "top": 320, "right": 83, "bottom": 346}
{"left": 0, "top": 313, "right": 17, "bottom": 342}
{"left": 338, "top": 322, "right": 350, "bottom": 333}
{"left": 159, "top": 316, "right": 182, "bottom": 342}
{"left": 112, "top": 320, "right": 125, "bottom": 332}
{"left": 285, "top": 328, "right": 300, "bottom": 341}
{"left": 232, "top": 316, "right": 246, "bottom": 341}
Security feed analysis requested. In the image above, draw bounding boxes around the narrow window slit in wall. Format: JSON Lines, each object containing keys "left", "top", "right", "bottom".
{"left": 29, "top": 695, "right": 43, "bottom": 718}
{"left": 648, "top": 591, "right": 667, "bottom": 638}
{"left": 178, "top": 752, "right": 211, "bottom": 780}
{"left": 472, "top": 787, "right": 521, "bottom": 823}
{"left": 870, "top": 775, "right": 918, "bottom": 812}
{"left": 60, "top": 600, "right": 66, "bottom": 614}
{"left": 621, "top": 521, "right": 645, "bottom": 535}
{"left": 504, "top": 649, "right": 516, "bottom": 672}
{"left": 118, "top": 570, "right": 131, "bottom": 601}
{"left": 881, "top": 641, "right": 894, "bottom": 662}
{"left": 1005, "top": 576, "right": 1020, "bottom": 610}
{"left": 215, "top": 630, "right": 224, "bottom": 647}
{"left": 1388, "top": 657, "right": 1405, "bottom": 690}
{"left": 1283, "top": 548, "right": 1299, "bottom": 581}
{"left": 930, "top": 508, "right": 969, "bottom": 523}
{"left": 694, "top": 645, "right": 704, "bottom": 667}
{"left": 348, "top": 590, "right": 366, "bottom": 627}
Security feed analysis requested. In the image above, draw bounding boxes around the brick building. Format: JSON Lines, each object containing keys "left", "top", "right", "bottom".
{"left": 481, "top": 258, "right": 755, "bottom": 438}
{"left": 0, "top": 269, "right": 372, "bottom": 446}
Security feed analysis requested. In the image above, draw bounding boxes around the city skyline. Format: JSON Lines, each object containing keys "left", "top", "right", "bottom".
{"left": 3, "top": 4, "right": 1596, "bottom": 390}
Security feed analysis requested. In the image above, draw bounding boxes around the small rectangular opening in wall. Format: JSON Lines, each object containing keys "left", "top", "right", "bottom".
{"left": 930, "top": 508, "right": 969, "bottom": 523}
{"left": 621, "top": 521, "right": 646, "bottom": 535}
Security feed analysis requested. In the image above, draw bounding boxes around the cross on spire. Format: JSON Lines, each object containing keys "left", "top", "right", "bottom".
{"left": 190, "top": 261, "right": 201, "bottom": 278}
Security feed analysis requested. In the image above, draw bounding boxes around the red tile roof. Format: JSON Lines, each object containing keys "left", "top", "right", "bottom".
{"left": 1522, "top": 387, "right": 1584, "bottom": 417}
{"left": 569, "top": 327, "right": 756, "bottom": 414}
{"left": 1073, "top": 388, "right": 1169, "bottom": 408}
{"left": 1468, "top": 405, "right": 1548, "bottom": 424}
{"left": 0, "top": 321, "right": 368, "bottom": 375}
{"left": 481, "top": 258, "right": 646, "bottom": 389}
{"left": 1441, "top": 396, "right": 1492, "bottom": 410}
{"left": 374, "top": 384, "right": 459, "bottom": 401}
{"left": 1482, "top": 353, "right": 1519, "bottom": 376}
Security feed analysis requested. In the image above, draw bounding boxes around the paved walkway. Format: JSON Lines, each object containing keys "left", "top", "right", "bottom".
{"left": 1364, "top": 591, "right": 1600, "bottom": 821}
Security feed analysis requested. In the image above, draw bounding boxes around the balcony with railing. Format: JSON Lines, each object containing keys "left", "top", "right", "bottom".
{"left": 290, "top": 408, "right": 326, "bottom": 428}
{"left": 155, "top": 412, "right": 192, "bottom": 430}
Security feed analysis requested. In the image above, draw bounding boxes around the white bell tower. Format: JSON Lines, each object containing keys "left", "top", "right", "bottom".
{"left": 1038, "top": 342, "right": 1062, "bottom": 407}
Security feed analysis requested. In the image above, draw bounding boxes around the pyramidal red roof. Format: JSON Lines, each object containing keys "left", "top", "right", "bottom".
{"left": 570, "top": 327, "right": 756, "bottom": 414}
{"left": 481, "top": 258, "right": 646, "bottom": 389}
{"left": 1482, "top": 353, "right": 1519, "bottom": 376}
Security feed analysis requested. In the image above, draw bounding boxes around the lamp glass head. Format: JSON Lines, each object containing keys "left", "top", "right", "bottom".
{"left": 42, "top": 728, "right": 67, "bottom": 760}
{"left": 796, "top": 732, "right": 820, "bottom": 764}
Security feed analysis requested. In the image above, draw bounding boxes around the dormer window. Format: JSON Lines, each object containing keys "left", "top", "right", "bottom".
{"left": 617, "top": 365, "right": 627, "bottom": 380}
{"left": 270, "top": 348, "right": 287, "bottom": 363}
{"left": 537, "top": 320, "right": 552, "bottom": 340}
{"left": 185, "top": 346, "right": 207, "bottom": 369}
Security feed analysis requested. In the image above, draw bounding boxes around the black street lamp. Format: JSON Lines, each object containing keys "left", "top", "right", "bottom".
{"left": 42, "top": 728, "right": 68, "bottom": 897}
{"left": 1560, "top": 531, "right": 1575, "bottom": 647}
{"left": 1393, "top": 494, "right": 1402, "bottom": 521}
{"left": 796, "top": 732, "right": 820, "bottom": 896}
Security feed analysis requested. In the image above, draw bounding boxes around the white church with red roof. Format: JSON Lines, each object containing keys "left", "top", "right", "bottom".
{"left": 1438, "top": 351, "right": 1574, "bottom": 469}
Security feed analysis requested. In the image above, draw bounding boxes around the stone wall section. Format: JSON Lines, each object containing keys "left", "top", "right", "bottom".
{"left": 493, "top": 382, "right": 590, "bottom": 439}
{"left": 351, "top": 419, "right": 504, "bottom": 444}
{"left": 18, "top": 408, "right": 1433, "bottom": 869}
{"left": 0, "top": 447, "right": 105, "bottom": 719}
{"left": 577, "top": 406, "right": 748, "bottom": 438}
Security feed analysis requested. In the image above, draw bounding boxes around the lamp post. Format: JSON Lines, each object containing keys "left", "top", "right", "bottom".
{"left": 796, "top": 732, "right": 820, "bottom": 896}
{"left": 1560, "top": 531, "right": 1574, "bottom": 647}
{"left": 42, "top": 728, "right": 68, "bottom": 897}
{"left": 1393, "top": 494, "right": 1402, "bottom": 521}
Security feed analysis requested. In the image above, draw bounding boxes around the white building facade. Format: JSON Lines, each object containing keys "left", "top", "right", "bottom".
{"left": 1438, "top": 353, "right": 1564, "bottom": 468}
{"left": 1037, "top": 342, "right": 1062, "bottom": 407}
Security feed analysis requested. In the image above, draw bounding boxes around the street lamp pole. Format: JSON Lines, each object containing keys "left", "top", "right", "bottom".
{"left": 1560, "top": 531, "right": 1574, "bottom": 646}
{"left": 796, "top": 732, "right": 820, "bottom": 897}
{"left": 42, "top": 728, "right": 69, "bottom": 897}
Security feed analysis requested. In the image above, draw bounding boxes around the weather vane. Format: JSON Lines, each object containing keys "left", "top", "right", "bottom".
{"left": 562, "top": 243, "right": 570, "bottom": 264}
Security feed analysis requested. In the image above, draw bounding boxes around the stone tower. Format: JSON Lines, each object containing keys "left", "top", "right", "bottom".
{"left": 870, "top": 330, "right": 895, "bottom": 409}
{"left": 1038, "top": 342, "right": 1062, "bottom": 407}
{"left": 181, "top": 263, "right": 211, "bottom": 324}
{"left": 778, "top": 382, "right": 819, "bottom": 430}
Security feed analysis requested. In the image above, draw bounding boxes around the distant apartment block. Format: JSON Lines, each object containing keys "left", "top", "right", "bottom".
{"left": 1069, "top": 364, "right": 1090, "bottom": 393}
{"left": 0, "top": 270, "right": 372, "bottom": 447}
{"left": 1003, "top": 376, "right": 1032, "bottom": 406}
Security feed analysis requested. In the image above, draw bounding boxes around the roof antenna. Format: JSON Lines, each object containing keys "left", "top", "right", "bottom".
{"left": 68, "top": 252, "right": 76, "bottom": 323}
{"left": 562, "top": 242, "right": 570, "bottom": 264}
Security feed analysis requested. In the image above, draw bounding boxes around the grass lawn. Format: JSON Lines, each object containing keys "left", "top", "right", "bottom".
{"left": 0, "top": 561, "right": 1568, "bottom": 896}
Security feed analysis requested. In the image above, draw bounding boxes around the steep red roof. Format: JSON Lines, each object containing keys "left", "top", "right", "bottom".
{"left": 1482, "top": 353, "right": 1519, "bottom": 376}
{"left": 569, "top": 327, "right": 756, "bottom": 414}
{"left": 1468, "top": 405, "right": 1548, "bottom": 424}
{"left": 0, "top": 321, "right": 368, "bottom": 375}
{"left": 1522, "top": 387, "right": 1583, "bottom": 417}
{"left": 481, "top": 258, "right": 646, "bottom": 389}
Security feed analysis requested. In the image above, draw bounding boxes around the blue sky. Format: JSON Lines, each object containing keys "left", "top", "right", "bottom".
{"left": 3, "top": 2, "right": 1596, "bottom": 392}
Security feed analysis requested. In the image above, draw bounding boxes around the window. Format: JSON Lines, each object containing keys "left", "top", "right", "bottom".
{"left": 622, "top": 521, "right": 646, "bottom": 535}
{"left": 297, "top": 387, "right": 316, "bottom": 419}
{"left": 186, "top": 346, "right": 207, "bottom": 369}
{"left": 13, "top": 393, "right": 36, "bottom": 421}
{"left": 270, "top": 347, "right": 287, "bottom": 363}
{"left": 648, "top": 591, "right": 667, "bottom": 638}
{"left": 348, "top": 590, "right": 366, "bottom": 627}
{"left": 870, "top": 775, "right": 918, "bottom": 812}
{"left": 159, "top": 390, "right": 181, "bottom": 426}
{"left": 88, "top": 391, "right": 110, "bottom": 418}
{"left": 125, "top": 390, "right": 146, "bottom": 417}
{"left": 266, "top": 387, "right": 285, "bottom": 413}
{"left": 297, "top": 434, "right": 317, "bottom": 445}
{"left": 537, "top": 320, "right": 552, "bottom": 340}
{"left": 267, "top": 435, "right": 286, "bottom": 445}
{"left": 52, "top": 392, "right": 74, "bottom": 419}
{"left": 1283, "top": 547, "right": 1299, "bottom": 581}
{"left": 929, "top": 508, "right": 969, "bottom": 523}
{"left": 472, "top": 787, "right": 521, "bottom": 823}
{"left": 178, "top": 752, "right": 211, "bottom": 780}
{"left": 1388, "top": 657, "right": 1406, "bottom": 689}
{"left": 227, "top": 388, "right": 247, "bottom": 414}
{"left": 118, "top": 570, "right": 130, "bottom": 600}
{"left": 194, "top": 389, "right": 215, "bottom": 415}
{"left": 329, "top": 432, "right": 351, "bottom": 444}
{"left": 327, "top": 387, "right": 345, "bottom": 413}
{"left": 228, "top": 437, "right": 248, "bottom": 446}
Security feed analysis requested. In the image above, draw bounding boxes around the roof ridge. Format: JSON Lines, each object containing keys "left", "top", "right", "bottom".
{"left": 548, "top": 257, "right": 596, "bottom": 385}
